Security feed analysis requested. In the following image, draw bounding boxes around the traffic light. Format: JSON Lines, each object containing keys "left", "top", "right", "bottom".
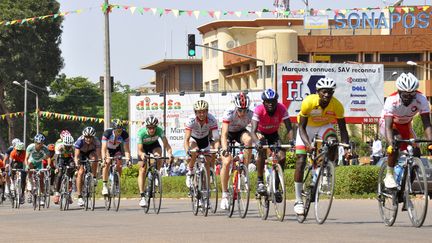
{"left": 187, "top": 34, "right": 196, "bottom": 57}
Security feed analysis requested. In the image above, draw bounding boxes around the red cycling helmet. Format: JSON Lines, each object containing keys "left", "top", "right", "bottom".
{"left": 234, "top": 92, "right": 250, "bottom": 109}
{"left": 60, "top": 130, "right": 71, "bottom": 139}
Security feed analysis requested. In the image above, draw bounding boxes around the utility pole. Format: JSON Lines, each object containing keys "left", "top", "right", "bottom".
{"left": 104, "top": 0, "right": 112, "bottom": 129}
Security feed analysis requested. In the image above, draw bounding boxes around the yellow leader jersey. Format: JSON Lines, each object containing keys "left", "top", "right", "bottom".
{"left": 297, "top": 94, "right": 344, "bottom": 127}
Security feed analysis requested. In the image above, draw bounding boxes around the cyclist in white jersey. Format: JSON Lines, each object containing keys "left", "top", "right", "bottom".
{"left": 379, "top": 72, "right": 432, "bottom": 188}
{"left": 219, "top": 92, "right": 254, "bottom": 210}
{"left": 184, "top": 100, "right": 220, "bottom": 192}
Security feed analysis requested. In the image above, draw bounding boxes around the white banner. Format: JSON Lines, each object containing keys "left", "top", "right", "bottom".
{"left": 129, "top": 92, "right": 262, "bottom": 158}
{"left": 277, "top": 63, "right": 384, "bottom": 124}
{"left": 304, "top": 15, "right": 329, "bottom": 30}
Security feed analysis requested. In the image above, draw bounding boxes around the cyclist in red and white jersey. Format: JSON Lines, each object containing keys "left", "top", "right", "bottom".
{"left": 380, "top": 72, "right": 432, "bottom": 188}
{"left": 219, "top": 92, "right": 254, "bottom": 210}
{"left": 251, "top": 88, "right": 293, "bottom": 199}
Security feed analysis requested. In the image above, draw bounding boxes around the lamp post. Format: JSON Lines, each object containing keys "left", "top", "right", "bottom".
{"left": 13, "top": 80, "right": 40, "bottom": 145}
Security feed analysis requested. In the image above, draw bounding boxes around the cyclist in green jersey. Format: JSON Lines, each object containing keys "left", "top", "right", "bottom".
{"left": 137, "top": 116, "right": 173, "bottom": 207}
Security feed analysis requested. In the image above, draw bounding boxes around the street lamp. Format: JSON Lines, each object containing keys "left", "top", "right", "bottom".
{"left": 407, "top": 60, "right": 432, "bottom": 71}
{"left": 13, "top": 80, "right": 40, "bottom": 146}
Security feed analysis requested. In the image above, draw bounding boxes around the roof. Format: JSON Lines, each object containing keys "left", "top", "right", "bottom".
{"left": 197, "top": 18, "right": 304, "bottom": 34}
{"left": 141, "top": 59, "right": 202, "bottom": 71}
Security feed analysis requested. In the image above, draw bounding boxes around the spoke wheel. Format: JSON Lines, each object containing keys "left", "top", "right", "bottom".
{"left": 315, "top": 162, "right": 335, "bottom": 224}
{"left": 237, "top": 165, "right": 250, "bottom": 219}
{"left": 104, "top": 176, "right": 112, "bottom": 211}
{"left": 15, "top": 178, "right": 21, "bottom": 209}
{"left": 144, "top": 172, "right": 151, "bottom": 214}
{"left": 208, "top": 168, "right": 218, "bottom": 214}
{"left": 199, "top": 167, "right": 210, "bottom": 217}
{"left": 377, "top": 160, "right": 398, "bottom": 226}
{"left": 257, "top": 171, "right": 270, "bottom": 220}
{"left": 273, "top": 164, "right": 286, "bottom": 222}
{"left": 405, "top": 158, "right": 428, "bottom": 228}
{"left": 112, "top": 172, "right": 121, "bottom": 212}
{"left": 90, "top": 177, "right": 96, "bottom": 211}
{"left": 152, "top": 172, "right": 162, "bottom": 214}
{"left": 190, "top": 172, "right": 199, "bottom": 216}
{"left": 60, "top": 176, "right": 68, "bottom": 211}
{"left": 44, "top": 177, "right": 50, "bottom": 209}
{"left": 297, "top": 167, "right": 313, "bottom": 223}
{"left": 226, "top": 170, "right": 236, "bottom": 218}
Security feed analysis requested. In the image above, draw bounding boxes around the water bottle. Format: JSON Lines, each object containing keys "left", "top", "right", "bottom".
{"left": 394, "top": 165, "right": 404, "bottom": 185}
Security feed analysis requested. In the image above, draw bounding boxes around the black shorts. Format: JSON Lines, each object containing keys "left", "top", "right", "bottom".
{"left": 191, "top": 136, "right": 210, "bottom": 150}
{"left": 228, "top": 129, "right": 248, "bottom": 144}
{"left": 108, "top": 146, "right": 122, "bottom": 157}
{"left": 259, "top": 131, "right": 280, "bottom": 145}
{"left": 56, "top": 156, "right": 75, "bottom": 169}
{"left": 142, "top": 141, "right": 161, "bottom": 155}
{"left": 80, "top": 149, "right": 96, "bottom": 160}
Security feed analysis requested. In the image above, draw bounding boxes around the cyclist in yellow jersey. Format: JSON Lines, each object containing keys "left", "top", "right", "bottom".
{"left": 293, "top": 78, "right": 349, "bottom": 215}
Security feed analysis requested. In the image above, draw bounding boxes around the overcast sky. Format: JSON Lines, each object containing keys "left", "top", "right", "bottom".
{"left": 58, "top": 0, "right": 426, "bottom": 89}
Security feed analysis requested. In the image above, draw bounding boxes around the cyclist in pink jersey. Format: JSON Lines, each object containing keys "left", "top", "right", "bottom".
{"left": 251, "top": 88, "right": 293, "bottom": 198}
{"left": 380, "top": 73, "right": 432, "bottom": 189}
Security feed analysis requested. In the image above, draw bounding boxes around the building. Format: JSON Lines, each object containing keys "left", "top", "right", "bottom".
{"left": 197, "top": 8, "right": 432, "bottom": 103}
{"left": 141, "top": 59, "right": 203, "bottom": 93}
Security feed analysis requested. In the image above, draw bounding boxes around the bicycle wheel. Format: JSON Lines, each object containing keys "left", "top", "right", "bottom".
{"left": 208, "top": 168, "right": 218, "bottom": 214}
{"left": 296, "top": 167, "right": 313, "bottom": 223}
{"left": 44, "top": 177, "right": 50, "bottom": 209}
{"left": 405, "top": 157, "right": 428, "bottom": 227}
{"left": 315, "top": 161, "right": 335, "bottom": 224}
{"left": 272, "top": 164, "right": 286, "bottom": 222}
{"left": 226, "top": 169, "right": 236, "bottom": 218}
{"left": 15, "top": 177, "right": 21, "bottom": 209}
{"left": 152, "top": 172, "right": 162, "bottom": 214}
{"left": 257, "top": 172, "right": 270, "bottom": 220}
{"left": 377, "top": 160, "right": 398, "bottom": 226}
{"left": 104, "top": 176, "right": 112, "bottom": 211}
{"left": 112, "top": 172, "right": 121, "bottom": 212}
{"left": 60, "top": 176, "right": 67, "bottom": 211}
{"left": 144, "top": 171, "right": 151, "bottom": 214}
{"left": 191, "top": 172, "right": 199, "bottom": 216}
{"left": 237, "top": 165, "right": 250, "bottom": 219}
{"left": 199, "top": 167, "right": 210, "bottom": 217}
{"left": 90, "top": 177, "right": 96, "bottom": 211}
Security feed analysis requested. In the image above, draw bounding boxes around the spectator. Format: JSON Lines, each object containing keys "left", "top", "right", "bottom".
{"left": 371, "top": 135, "right": 383, "bottom": 165}
{"left": 338, "top": 145, "right": 346, "bottom": 166}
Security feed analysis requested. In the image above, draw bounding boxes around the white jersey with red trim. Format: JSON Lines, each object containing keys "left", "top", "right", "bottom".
{"left": 185, "top": 113, "right": 218, "bottom": 139}
{"left": 222, "top": 107, "right": 253, "bottom": 132}
{"left": 380, "top": 92, "right": 430, "bottom": 124}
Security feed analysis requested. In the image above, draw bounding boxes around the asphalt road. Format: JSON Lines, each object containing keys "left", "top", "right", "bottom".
{"left": 1, "top": 198, "right": 432, "bottom": 242}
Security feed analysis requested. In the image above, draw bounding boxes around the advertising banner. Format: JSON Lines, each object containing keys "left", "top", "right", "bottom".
{"left": 129, "top": 91, "right": 262, "bottom": 158}
{"left": 304, "top": 15, "right": 329, "bottom": 30}
{"left": 277, "top": 63, "right": 384, "bottom": 124}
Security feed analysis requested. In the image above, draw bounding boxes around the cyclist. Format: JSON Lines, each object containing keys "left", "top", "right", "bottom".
{"left": 137, "top": 116, "right": 173, "bottom": 207}
{"left": 380, "top": 73, "right": 432, "bottom": 188}
{"left": 184, "top": 100, "right": 220, "bottom": 196}
{"left": 43, "top": 143, "right": 56, "bottom": 193}
{"left": 251, "top": 88, "right": 293, "bottom": 202}
{"left": 5, "top": 142, "right": 26, "bottom": 204}
{"left": 101, "top": 119, "right": 131, "bottom": 196}
{"left": 24, "top": 134, "right": 51, "bottom": 205}
{"left": 293, "top": 78, "right": 349, "bottom": 215}
{"left": 219, "top": 92, "right": 254, "bottom": 210}
{"left": 53, "top": 135, "right": 75, "bottom": 204}
{"left": 3, "top": 138, "right": 21, "bottom": 172}
{"left": 74, "top": 126, "right": 101, "bottom": 207}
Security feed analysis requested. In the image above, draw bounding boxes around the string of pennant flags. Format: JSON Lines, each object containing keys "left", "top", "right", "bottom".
{"left": 0, "top": 110, "right": 144, "bottom": 125}
{"left": 0, "top": 3, "right": 431, "bottom": 27}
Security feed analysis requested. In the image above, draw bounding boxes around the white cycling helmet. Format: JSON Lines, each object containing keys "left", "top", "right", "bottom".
{"left": 316, "top": 77, "right": 336, "bottom": 90}
{"left": 63, "top": 135, "right": 74, "bottom": 146}
{"left": 11, "top": 138, "right": 21, "bottom": 147}
{"left": 82, "top": 126, "right": 96, "bottom": 137}
{"left": 193, "top": 100, "right": 209, "bottom": 111}
{"left": 145, "top": 116, "right": 159, "bottom": 126}
{"left": 396, "top": 72, "right": 419, "bottom": 92}
{"left": 15, "top": 142, "right": 25, "bottom": 151}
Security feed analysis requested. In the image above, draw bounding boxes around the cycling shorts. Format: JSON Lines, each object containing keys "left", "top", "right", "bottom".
{"left": 190, "top": 136, "right": 210, "bottom": 150}
{"left": 228, "top": 129, "right": 249, "bottom": 144}
{"left": 379, "top": 121, "right": 415, "bottom": 150}
{"left": 108, "top": 146, "right": 122, "bottom": 157}
{"left": 142, "top": 141, "right": 162, "bottom": 155}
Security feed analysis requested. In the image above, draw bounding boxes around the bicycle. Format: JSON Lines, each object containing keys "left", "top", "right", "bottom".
{"left": 256, "top": 144, "right": 292, "bottom": 222}
{"left": 188, "top": 148, "right": 218, "bottom": 217}
{"left": 296, "top": 138, "right": 350, "bottom": 224}
{"left": 141, "top": 153, "right": 169, "bottom": 214}
{"left": 10, "top": 168, "right": 25, "bottom": 209}
{"left": 79, "top": 158, "right": 100, "bottom": 211}
{"left": 43, "top": 168, "right": 51, "bottom": 208}
{"left": 58, "top": 163, "right": 75, "bottom": 211}
{"left": 29, "top": 168, "right": 49, "bottom": 211}
{"left": 226, "top": 144, "right": 253, "bottom": 219}
{"left": 103, "top": 156, "right": 128, "bottom": 212}
{"left": 377, "top": 138, "right": 431, "bottom": 227}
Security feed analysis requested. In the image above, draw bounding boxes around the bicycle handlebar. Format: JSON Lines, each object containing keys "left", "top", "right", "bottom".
{"left": 142, "top": 153, "right": 171, "bottom": 160}
{"left": 105, "top": 156, "right": 130, "bottom": 160}
{"left": 262, "top": 144, "right": 293, "bottom": 149}
{"left": 189, "top": 148, "right": 219, "bottom": 154}
{"left": 314, "top": 139, "right": 350, "bottom": 148}
{"left": 229, "top": 145, "right": 255, "bottom": 150}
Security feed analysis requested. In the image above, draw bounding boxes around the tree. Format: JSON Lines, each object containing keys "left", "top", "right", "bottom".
{"left": 0, "top": 1, "right": 63, "bottom": 150}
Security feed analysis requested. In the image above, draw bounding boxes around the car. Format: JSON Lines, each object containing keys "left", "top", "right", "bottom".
{"left": 376, "top": 156, "right": 432, "bottom": 196}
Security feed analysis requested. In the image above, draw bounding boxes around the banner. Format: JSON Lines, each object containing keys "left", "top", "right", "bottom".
{"left": 277, "top": 63, "right": 384, "bottom": 124}
{"left": 129, "top": 92, "right": 262, "bottom": 158}
{"left": 304, "top": 15, "right": 328, "bottom": 29}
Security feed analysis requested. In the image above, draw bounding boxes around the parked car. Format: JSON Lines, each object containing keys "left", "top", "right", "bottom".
{"left": 376, "top": 156, "right": 432, "bottom": 196}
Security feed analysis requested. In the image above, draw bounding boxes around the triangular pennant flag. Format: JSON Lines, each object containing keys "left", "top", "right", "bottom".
{"left": 1, "top": 114, "right": 5, "bottom": 119}
{"left": 187, "top": 10, "right": 193, "bottom": 16}
{"left": 214, "top": 11, "right": 221, "bottom": 19}
{"left": 164, "top": 9, "right": 171, "bottom": 15}
{"left": 100, "top": 119, "right": 104, "bottom": 123}
{"left": 234, "top": 11, "right": 242, "bottom": 17}
{"left": 291, "top": 10, "right": 297, "bottom": 16}
{"left": 53, "top": 14, "right": 59, "bottom": 18}
{"left": 10, "top": 20, "right": 18, "bottom": 25}
{"left": 151, "top": 8, "right": 157, "bottom": 15}
{"left": 242, "top": 10, "right": 248, "bottom": 16}
{"left": 158, "top": 8, "right": 164, "bottom": 16}
{"left": 143, "top": 8, "right": 150, "bottom": 12}
{"left": 76, "top": 9, "right": 83, "bottom": 14}
{"left": 255, "top": 11, "right": 262, "bottom": 18}
{"left": 172, "top": 9, "right": 179, "bottom": 17}
{"left": 334, "top": 9, "right": 339, "bottom": 15}
{"left": 318, "top": 10, "right": 326, "bottom": 15}
{"left": 402, "top": 7, "right": 409, "bottom": 13}
{"left": 423, "top": 6, "right": 430, "bottom": 11}
{"left": 137, "top": 7, "right": 144, "bottom": 14}
{"left": 395, "top": 7, "right": 402, "bottom": 13}
{"left": 130, "top": 7, "right": 136, "bottom": 14}
{"left": 208, "top": 11, "right": 214, "bottom": 18}
{"left": 340, "top": 9, "right": 347, "bottom": 15}
{"left": 200, "top": 10, "right": 208, "bottom": 17}
{"left": 409, "top": 7, "right": 415, "bottom": 12}
{"left": 228, "top": 11, "right": 235, "bottom": 15}
{"left": 193, "top": 10, "right": 200, "bottom": 19}
{"left": 179, "top": 10, "right": 185, "bottom": 16}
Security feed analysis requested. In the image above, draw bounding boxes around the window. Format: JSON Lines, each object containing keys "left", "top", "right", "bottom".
{"left": 298, "top": 54, "right": 309, "bottom": 63}
{"left": 259, "top": 65, "right": 273, "bottom": 79}
{"left": 211, "top": 41, "right": 218, "bottom": 58}
{"left": 205, "top": 82, "right": 210, "bottom": 91}
{"left": 364, "top": 53, "right": 373, "bottom": 62}
{"left": 330, "top": 54, "right": 358, "bottom": 63}
{"left": 380, "top": 53, "right": 422, "bottom": 62}
{"left": 211, "top": 79, "right": 218, "bottom": 91}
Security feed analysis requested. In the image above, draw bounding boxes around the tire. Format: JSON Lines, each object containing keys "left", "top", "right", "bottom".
{"left": 104, "top": 176, "right": 112, "bottom": 211}
{"left": 208, "top": 168, "right": 218, "bottom": 214}
{"left": 112, "top": 172, "right": 121, "bottom": 212}
{"left": 237, "top": 164, "right": 250, "bottom": 219}
{"left": 199, "top": 166, "right": 210, "bottom": 217}
{"left": 44, "top": 177, "right": 50, "bottom": 209}
{"left": 315, "top": 161, "right": 335, "bottom": 224}
{"left": 226, "top": 169, "right": 236, "bottom": 218}
{"left": 377, "top": 159, "right": 398, "bottom": 226}
{"left": 60, "top": 176, "right": 67, "bottom": 211}
{"left": 405, "top": 158, "right": 428, "bottom": 228}
{"left": 90, "top": 176, "right": 96, "bottom": 211}
{"left": 257, "top": 170, "right": 270, "bottom": 220}
{"left": 190, "top": 172, "right": 199, "bottom": 216}
{"left": 273, "top": 164, "right": 286, "bottom": 222}
{"left": 152, "top": 172, "right": 162, "bottom": 214}
{"left": 297, "top": 166, "right": 313, "bottom": 223}
{"left": 84, "top": 174, "right": 92, "bottom": 211}
{"left": 15, "top": 176, "right": 21, "bottom": 209}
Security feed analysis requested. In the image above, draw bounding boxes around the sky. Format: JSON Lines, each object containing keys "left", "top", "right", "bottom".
{"left": 58, "top": 0, "right": 427, "bottom": 89}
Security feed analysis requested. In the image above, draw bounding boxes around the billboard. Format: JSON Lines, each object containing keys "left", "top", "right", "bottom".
{"left": 277, "top": 63, "right": 384, "bottom": 124}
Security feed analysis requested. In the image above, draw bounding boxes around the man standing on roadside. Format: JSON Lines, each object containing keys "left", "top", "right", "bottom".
{"left": 371, "top": 135, "right": 383, "bottom": 165}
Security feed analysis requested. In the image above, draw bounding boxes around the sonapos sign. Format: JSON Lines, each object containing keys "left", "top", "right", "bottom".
{"left": 136, "top": 97, "right": 182, "bottom": 111}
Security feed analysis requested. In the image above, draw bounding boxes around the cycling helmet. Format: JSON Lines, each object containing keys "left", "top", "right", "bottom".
{"left": 15, "top": 142, "right": 25, "bottom": 151}
{"left": 48, "top": 144, "right": 55, "bottom": 151}
{"left": 396, "top": 72, "right": 419, "bottom": 92}
{"left": 234, "top": 92, "right": 250, "bottom": 109}
{"left": 60, "top": 130, "right": 71, "bottom": 139}
{"left": 11, "top": 138, "right": 21, "bottom": 147}
{"left": 111, "top": 119, "right": 124, "bottom": 129}
{"left": 261, "top": 88, "right": 279, "bottom": 100}
{"left": 145, "top": 116, "right": 159, "bottom": 127}
{"left": 63, "top": 135, "right": 74, "bottom": 146}
{"left": 193, "top": 100, "right": 209, "bottom": 111}
{"left": 316, "top": 77, "right": 336, "bottom": 90}
{"left": 34, "top": 134, "right": 45, "bottom": 143}
{"left": 82, "top": 126, "right": 96, "bottom": 137}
